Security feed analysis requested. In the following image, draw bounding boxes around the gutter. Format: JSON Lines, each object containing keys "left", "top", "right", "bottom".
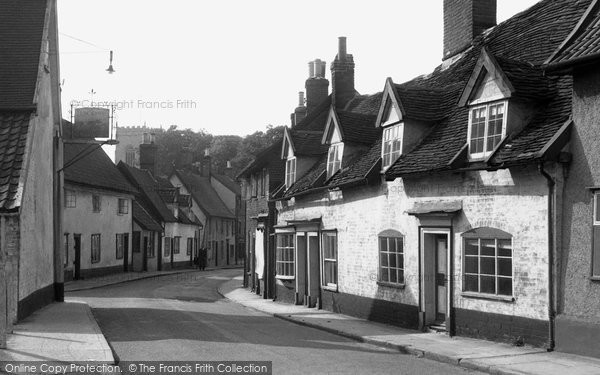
{"left": 538, "top": 162, "right": 556, "bottom": 351}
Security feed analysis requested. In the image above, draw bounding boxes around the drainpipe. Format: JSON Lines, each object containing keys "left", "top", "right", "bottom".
{"left": 539, "top": 162, "right": 555, "bottom": 351}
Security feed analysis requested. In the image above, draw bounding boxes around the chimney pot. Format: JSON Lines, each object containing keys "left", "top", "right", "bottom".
{"left": 204, "top": 149, "right": 210, "bottom": 157}
{"left": 308, "top": 61, "right": 315, "bottom": 78}
{"left": 338, "top": 37, "right": 347, "bottom": 61}
{"left": 298, "top": 92, "right": 305, "bottom": 106}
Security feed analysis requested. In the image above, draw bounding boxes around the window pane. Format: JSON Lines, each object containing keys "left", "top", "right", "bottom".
{"left": 464, "top": 256, "right": 479, "bottom": 273}
{"left": 397, "top": 254, "right": 404, "bottom": 270}
{"left": 389, "top": 237, "right": 397, "bottom": 253}
{"left": 389, "top": 252, "right": 397, "bottom": 268}
{"left": 464, "top": 275, "right": 478, "bottom": 292}
{"left": 380, "top": 237, "right": 388, "bottom": 252}
{"left": 397, "top": 270, "right": 404, "bottom": 284}
{"left": 480, "top": 239, "right": 495, "bottom": 256}
{"left": 498, "top": 239, "right": 512, "bottom": 257}
{"left": 389, "top": 269, "right": 397, "bottom": 283}
{"left": 480, "top": 276, "right": 495, "bottom": 294}
{"left": 498, "top": 277, "right": 512, "bottom": 296}
{"left": 465, "top": 239, "right": 479, "bottom": 255}
{"left": 480, "top": 257, "right": 495, "bottom": 275}
{"left": 380, "top": 268, "right": 389, "bottom": 282}
{"left": 596, "top": 194, "right": 600, "bottom": 222}
{"left": 498, "top": 258, "right": 512, "bottom": 277}
{"left": 381, "top": 253, "right": 388, "bottom": 267}
{"left": 396, "top": 237, "right": 404, "bottom": 253}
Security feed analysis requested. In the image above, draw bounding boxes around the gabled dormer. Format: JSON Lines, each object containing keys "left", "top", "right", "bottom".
{"left": 322, "top": 109, "right": 345, "bottom": 179}
{"left": 322, "top": 106, "right": 378, "bottom": 181}
{"left": 375, "top": 78, "right": 439, "bottom": 171}
{"left": 282, "top": 127, "right": 297, "bottom": 189}
{"left": 458, "top": 48, "right": 514, "bottom": 161}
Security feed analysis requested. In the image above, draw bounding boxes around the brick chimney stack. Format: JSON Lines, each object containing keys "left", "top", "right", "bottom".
{"left": 305, "top": 59, "right": 329, "bottom": 114}
{"left": 331, "top": 37, "right": 355, "bottom": 109}
{"left": 200, "top": 149, "right": 211, "bottom": 178}
{"left": 443, "top": 0, "right": 497, "bottom": 60}
{"left": 139, "top": 132, "right": 157, "bottom": 177}
{"left": 291, "top": 91, "right": 307, "bottom": 127}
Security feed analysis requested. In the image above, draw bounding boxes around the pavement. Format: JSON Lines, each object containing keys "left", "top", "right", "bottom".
{"left": 219, "top": 277, "right": 600, "bottom": 375}
{"left": 0, "top": 266, "right": 243, "bottom": 372}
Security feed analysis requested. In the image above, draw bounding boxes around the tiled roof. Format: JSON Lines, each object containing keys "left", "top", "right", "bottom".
{"left": 290, "top": 130, "right": 328, "bottom": 156}
{"left": 394, "top": 85, "right": 459, "bottom": 122}
{"left": 64, "top": 143, "right": 137, "bottom": 195}
{"left": 0, "top": 111, "right": 32, "bottom": 211}
{"left": 117, "top": 162, "right": 177, "bottom": 223}
{"left": 385, "top": 0, "right": 591, "bottom": 178}
{"left": 213, "top": 173, "right": 241, "bottom": 195}
{"left": 336, "top": 111, "right": 379, "bottom": 145}
{"left": 133, "top": 200, "right": 162, "bottom": 232}
{"left": 328, "top": 139, "right": 383, "bottom": 188}
{"left": 283, "top": 156, "right": 327, "bottom": 198}
{"left": 492, "top": 76, "right": 573, "bottom": 164}
{"left": 174, "top": 170, "right": 235, "bottom": 219}
{"left": 345, "top": 93, "right": 382, "bottom": 115}
{"left": 178, "top": 194, "right": 192, "bottom": 207}
{"left": 0, "top": 0, "right": 47, "bottom": 109}
{"left": 548, "top": 1, "right": 600, "bottom": 66}
{"left": 158, "top": 188, "right": 176, "bottom": 204}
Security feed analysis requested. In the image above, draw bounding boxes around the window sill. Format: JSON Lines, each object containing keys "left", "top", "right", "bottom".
{"left": 377, "top": 281, "right": 406, "bottom": 290}
{"left": 589, "top": 276, "right": 600, "bottom": 282}
{"left": 276, "top": 275, "right": 295, "bottom": 281}
{"left": 461, "top": 292, "right": 514, "bottom": 302}
{"left": 321, "top": 285, "right": 338, "bottom": 292}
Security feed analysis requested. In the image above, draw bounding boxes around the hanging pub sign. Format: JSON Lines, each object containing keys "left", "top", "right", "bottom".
{"left": 72, "top": 107, "right": 110, "bottom": 139}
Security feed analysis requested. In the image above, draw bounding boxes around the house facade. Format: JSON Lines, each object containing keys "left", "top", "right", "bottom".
{"left": 63, "top": 143, "right": 136, "bottom": 279}
{"left": 170, "top": 156, "right": 238, "bottom": 268}
{"left": 543, "top": 2, "right": 600, "bottom": 358}
{"left": 243, "top": 0, "right": 600, "bottom": 352}
{"left": 0, "top": 0, "right": 63, "bottom": 346}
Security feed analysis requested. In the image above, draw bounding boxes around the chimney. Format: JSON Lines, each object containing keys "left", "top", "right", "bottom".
{"left": 201, "top": 149, "right": 211, "bottom": 178}
{"left": 331, "top": 37, "right": 355, "bottom": 109}
{"left": 443, "top": 0, "right": 497, "bottom": 60}
{"left": 224, "top": 160, "right": 235, "bottom": 180}
{"left": 292, "top": 91, "right": 307, "bottom": 127}
{"left": 139, "top": 132, "right": 157, "bottom": 176}
{"left": 305, "top": 59, "right": 329, "bottom": 114}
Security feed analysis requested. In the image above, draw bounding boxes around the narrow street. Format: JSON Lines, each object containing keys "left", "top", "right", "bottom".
{"left": 67, "top": 269, "right": 481, "bottom": 375}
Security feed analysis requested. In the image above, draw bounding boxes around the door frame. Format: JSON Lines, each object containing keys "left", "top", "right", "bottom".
{"left": 419, "top": 226, "right": 453, "bottom": 333}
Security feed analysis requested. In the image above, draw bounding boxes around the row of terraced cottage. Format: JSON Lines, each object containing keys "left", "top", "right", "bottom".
{"left": 239, "top": 0, "right": 600, "bottom": 358}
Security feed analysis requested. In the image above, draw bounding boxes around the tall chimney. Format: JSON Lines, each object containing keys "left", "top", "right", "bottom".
{"left": 139, "top": 132, "right": 157, "bottom": 176}
{"left": 331, "top": 37, "right": 355, "bottom": 109}
{"left": 292, "top": 91, "right": 307, "bottom": 126}
{"left": 305, "top": 59, "right": 329, "bottom": 114}
{"left": 201, "top": 149, "right": 211, "bottom": 178}
{"left": 443, "top": 0, "right": 497, "bottom": 60}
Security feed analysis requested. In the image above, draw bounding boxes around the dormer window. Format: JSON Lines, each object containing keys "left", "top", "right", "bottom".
{"left": 468, "top": 101, "right": 506, "bottom": 159}
{"left": 382, "top": 124, "right": 402, "bottom": 169}
{"left": 327, "top": 143, "right": 343, "bottom": 179}
{"left": 285, "top": 157, "right": 296, "bottom": 189}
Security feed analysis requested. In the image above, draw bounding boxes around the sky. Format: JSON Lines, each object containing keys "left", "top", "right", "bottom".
{"left": 57, "top": 0, "right": 541, "bottom": 137}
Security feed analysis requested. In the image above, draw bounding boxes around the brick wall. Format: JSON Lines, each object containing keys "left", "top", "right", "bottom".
{"left": 443, "top": 0, "right": 496, "bottom": 59}
{"left": 277, "top": 165, "right": 550, "bottom": 333}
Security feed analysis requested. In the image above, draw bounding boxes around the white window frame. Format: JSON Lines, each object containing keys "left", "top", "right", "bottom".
{"left": 91, "top": 234, "right": 101, "bottom": 263}
{"left": 462, "top": 236, "right": 513, "bottom": 297}
{"left": 321, "top": 231, "right": 338, "bottom": 289}
{"left": 276, "top": 233, "right": 295, "bottom": 279}
{"left": 118, "top": 198, "right": 129, "bottom": 215}
{"left": 594, "top": 193, "right": 600, "bottom": 226}
{"left": 327, "top": 143, "right": 344, "bottom": 179}
{"left": 116, "top": 233, "right": 124, "bottom": 259}
{"left": 92, "top": 194, "right": 101, "bottom": 212}
{"left": 285, "top": 157, "right": 296, "bottom": 189}
{"left": 164, "top": 236, "right": 172, "bottom": 257}
{"left": 65, "top": 189, "right": 76, "bottom": 208}
{"left": 378, "top": 233, "right": 405, "bottom": 285}
{"left": 467, "top": 100, "right": 508, "bottom": 160}
{"left": 381, "top": 123, "right": 403, "bottom": 170}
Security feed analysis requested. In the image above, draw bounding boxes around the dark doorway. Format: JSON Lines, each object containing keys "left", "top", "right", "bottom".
{"left": 74, "top": 234, "right": 81, "bottom": 280}
{"left": 123, "top": 233, "right": 129, "bottom": 272}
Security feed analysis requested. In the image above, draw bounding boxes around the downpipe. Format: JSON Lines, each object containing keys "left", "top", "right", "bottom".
{"left": 539, "top": 162, "right": 555, "bottom": 351}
